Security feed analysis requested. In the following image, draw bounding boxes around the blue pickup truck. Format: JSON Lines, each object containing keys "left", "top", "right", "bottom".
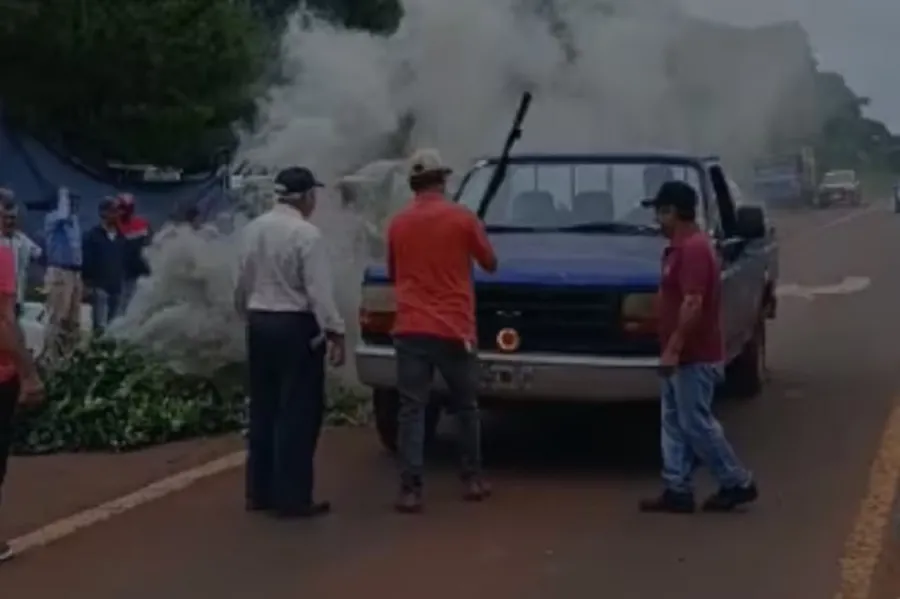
{"left": 355, "top": 152, "right": 779, "bottom": 450}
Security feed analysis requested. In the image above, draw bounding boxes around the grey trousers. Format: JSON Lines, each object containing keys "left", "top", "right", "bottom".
{"left": 395, "top": 334, "right": 482, "bottom": 491}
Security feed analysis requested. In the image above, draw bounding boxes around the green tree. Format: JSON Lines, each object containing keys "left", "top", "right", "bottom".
{"left": 250, "top": 0, "right": 402, "bottom": 34}
{"left": 0, "top": 0, "right": 266, "bottom": 170}
{"left": 813, "top": 71, "right": 899, "bottom": 170}
{"left": 305, "top": 0, "right": 402, "bottom": 34}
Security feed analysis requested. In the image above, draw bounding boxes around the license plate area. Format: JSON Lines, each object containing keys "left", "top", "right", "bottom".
{"left": 479, "top": 362, "right": 534, "bottom": 391}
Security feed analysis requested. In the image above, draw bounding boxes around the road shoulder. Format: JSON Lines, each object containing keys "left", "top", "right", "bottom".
{"left": 1, "top": 435, "right": 242, "bottom": 539}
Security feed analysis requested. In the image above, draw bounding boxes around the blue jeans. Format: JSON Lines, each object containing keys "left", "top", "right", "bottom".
{"left": 90, "top": 288, "right": 121, "bottom": 333}
{"left": 120, "top": 278, "right": 137, "bottom": 313}
{"left": 660, "top": 363, "right": 752, "bottom": 494}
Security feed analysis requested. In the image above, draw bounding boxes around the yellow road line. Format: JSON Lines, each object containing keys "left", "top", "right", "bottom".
{"left": 8, "top": 451, "right": 246, "bottom": 556}
{"left": 834, "top": 402, "right": 900, "bottom": 599}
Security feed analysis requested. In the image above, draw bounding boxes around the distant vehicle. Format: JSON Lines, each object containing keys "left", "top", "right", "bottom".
{"left": 751, "top": 147, "right": 817, "bottom": 206}
{"left": 814, "top": 169, "right": 862, "bottom": 208}
{"left": 893, "top": 180, "right": 900, "bottom": 213}
{"left": 355, "top": 152, "right": 780, "bottom": 452}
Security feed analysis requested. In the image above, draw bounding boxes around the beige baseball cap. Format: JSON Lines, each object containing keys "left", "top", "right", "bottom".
{"left": 408, "top": 148, "right": 452, "bottom": 178}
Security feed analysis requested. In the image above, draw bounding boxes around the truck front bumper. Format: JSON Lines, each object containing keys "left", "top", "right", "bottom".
{"left": 355, "top": 344, "right": 661, "bottom": 402}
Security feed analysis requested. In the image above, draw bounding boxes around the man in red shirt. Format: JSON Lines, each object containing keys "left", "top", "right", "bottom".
{"left": 387, "top": 148, "right": 497, "bottom": 513}
{"left": 0, "top": 244, "right": 44, "bottom": 561}
{"left": 115, "top": 193, "right": 151, "bottom": 311}
{"left": 639, "top": 181, "right": 757, "bottom": 514}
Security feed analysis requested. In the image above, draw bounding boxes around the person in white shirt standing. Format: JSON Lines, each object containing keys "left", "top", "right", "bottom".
{"left": 0, "top": 192, "right": 42, "bottom": 318}
{"left": 234, "top": 166, "right": 346, "bottom": 519}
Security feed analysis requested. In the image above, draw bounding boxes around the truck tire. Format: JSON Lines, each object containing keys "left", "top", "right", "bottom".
{"left": 372, "top": 389, "right": 442, "bottom": 453}
{"left": 725, "top": 316, "right": 766, "bottom": 398}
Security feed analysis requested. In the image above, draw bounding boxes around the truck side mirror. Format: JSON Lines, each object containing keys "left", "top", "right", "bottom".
{"left": 735, "top": 205, "right": 766, "bottom": 239}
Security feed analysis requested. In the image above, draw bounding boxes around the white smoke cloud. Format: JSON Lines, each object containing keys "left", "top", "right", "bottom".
{"left": 118, "top": 0, "right": 834, "bottom": 387}
{"left": 240, "top": 0, "right": 818, "bottom": 180}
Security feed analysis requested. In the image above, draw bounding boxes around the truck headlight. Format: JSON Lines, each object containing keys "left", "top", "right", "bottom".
{"left": 621, "top": 292, "right": 658, "bottom": 334}
{"left": 621, "top": 292, "right": 657, "bottom": 320}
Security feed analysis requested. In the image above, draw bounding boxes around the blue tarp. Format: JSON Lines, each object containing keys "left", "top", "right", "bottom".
{"left": 0, "top": 120, "right": 229, "bottom": 241}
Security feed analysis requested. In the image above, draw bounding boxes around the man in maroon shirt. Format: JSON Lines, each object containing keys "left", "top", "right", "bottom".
{"left": 639, "top": 181, "right": 757, "bottom": 514}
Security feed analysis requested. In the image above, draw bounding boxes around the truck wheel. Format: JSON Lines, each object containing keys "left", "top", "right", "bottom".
{"left": 725, "top": 317, "right": 766, "bottom": 398}
{"left": 372, "top": 389, "right": 442, "bottom": 453}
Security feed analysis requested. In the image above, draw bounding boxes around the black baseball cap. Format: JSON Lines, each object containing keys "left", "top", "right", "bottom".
{"left": 274, "top": 167, "right": 324, "bottom": 195}
{"left": 641, "top": 180, "right": 698, "bottom": 211}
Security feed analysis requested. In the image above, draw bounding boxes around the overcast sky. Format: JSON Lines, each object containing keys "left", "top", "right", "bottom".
{"left": 681, "top": 0, "right": 898, "bottom": 132}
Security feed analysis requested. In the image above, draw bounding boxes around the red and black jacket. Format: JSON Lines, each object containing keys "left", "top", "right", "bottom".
{"left": 118, "top": 215, "right": 152, "bottom": 279}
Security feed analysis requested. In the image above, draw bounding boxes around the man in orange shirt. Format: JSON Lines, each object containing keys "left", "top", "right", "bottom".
{"left": 387, "top": 149, "right": 497, "bottom": 513}
{"left": 0, "top": 244, "right": 44, "bottom": 562}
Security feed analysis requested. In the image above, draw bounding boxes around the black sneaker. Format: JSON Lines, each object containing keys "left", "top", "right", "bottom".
{"left": 273, "top": 501, "right": 332, "bottom": 519}
{"left": 639, "top": 489, "right": 696, "bottom": 514}
{"left": 245, "top": 500, "right": 272, "bottom": 513}
{"left": 0, "top": 541, "right": 13, "bottom": 563}
{"left": 702, "top": 482, "right": 758, "bottom": 512}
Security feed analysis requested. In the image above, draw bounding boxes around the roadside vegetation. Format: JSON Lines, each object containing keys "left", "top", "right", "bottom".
{"left": 12, "top": 338, "right": 367, "bottom": 454}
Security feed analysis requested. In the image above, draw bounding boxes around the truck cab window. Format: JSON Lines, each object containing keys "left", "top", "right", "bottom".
{"left": 708, "top": 165, "right": 737, "bottom": 237}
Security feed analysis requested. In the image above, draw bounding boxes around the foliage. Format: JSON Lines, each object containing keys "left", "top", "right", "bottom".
{"left": 813, "top": 71, "right": 900, "bottom": 172}
{"left": 0, "top": 0, "right": 266, "bottom": 169}
{"left": 13, "top": 338, "right": 244, "bottom": 454}
{"left": 12, "top": 337, "right": 368, "bottom": 455}
{"left": 305, "top": 0, "right": 403, "bottom": 34}
{"left": 251, "top": 0, "right": 402, "bottom": 34}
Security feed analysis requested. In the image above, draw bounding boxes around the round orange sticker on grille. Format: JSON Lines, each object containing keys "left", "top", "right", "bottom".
{"left": 496, "top": 328, "right": 521, "bottom": 352}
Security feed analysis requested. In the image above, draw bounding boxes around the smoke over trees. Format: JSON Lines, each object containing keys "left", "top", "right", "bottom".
{"left": 0, "top": 0, "right": 895, "bottom": 173}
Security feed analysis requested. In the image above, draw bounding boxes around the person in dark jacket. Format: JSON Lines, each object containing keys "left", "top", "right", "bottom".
{"left": 82, "top": 200, "right": 127, "bottom": 333}
{"left": 114, "top": 193, "right": 151, "bottom": 311}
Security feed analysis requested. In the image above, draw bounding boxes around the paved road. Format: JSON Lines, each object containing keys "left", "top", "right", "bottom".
{"left": 4, "top": 204, "right": 900, "bottom": 599}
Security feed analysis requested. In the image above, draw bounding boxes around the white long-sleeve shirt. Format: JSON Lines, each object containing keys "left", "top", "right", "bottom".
{"left": 234, "top": 203, "right": 345, "bottom": 335}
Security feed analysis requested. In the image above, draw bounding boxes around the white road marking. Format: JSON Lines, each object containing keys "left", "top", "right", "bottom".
{"left": 8, "top": 450, "right": 246, "bottom": 556}
{"left": 776, "top": 276, "right": 872, "bottom": 300}
{"left": 783, "top": 202, "right": 888, "bottom": 245}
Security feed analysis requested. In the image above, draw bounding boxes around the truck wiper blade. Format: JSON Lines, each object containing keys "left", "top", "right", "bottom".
{"left": 484, "top": 225, "right": 543, "bottom": 233}
{"left": 554, "top": 222, "right": 660, "bottom": 235}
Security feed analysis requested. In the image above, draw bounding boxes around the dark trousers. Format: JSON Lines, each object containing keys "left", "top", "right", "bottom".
{"left": 245, "top": 311, "right": 325, "bottom": 511}
{"left": 0, "top": 377, "right": 21, "bottom": 505}
{"left": 89, "top": 288, "right": 122, "bottom": 333}
{"left": 395, "top": 334, "right": 482, "bottom": 491}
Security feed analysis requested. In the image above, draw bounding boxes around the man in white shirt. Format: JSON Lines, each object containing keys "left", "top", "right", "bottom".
{"left": 0, "top": 193, "right": 42, "bottom": 317}
{"left": 234, "top": 166, "right": 346, "bottom": 519}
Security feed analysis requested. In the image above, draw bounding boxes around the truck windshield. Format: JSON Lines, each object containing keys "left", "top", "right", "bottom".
{"left": 456, "top": 159, "right": 705, "bottom": 231}
{"left": 822, "top": 171, "right": 855, "bottom": 185}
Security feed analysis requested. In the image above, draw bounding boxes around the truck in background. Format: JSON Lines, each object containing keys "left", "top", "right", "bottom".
{"left": 751, "top": 146, "right": 817, "bottom": 207}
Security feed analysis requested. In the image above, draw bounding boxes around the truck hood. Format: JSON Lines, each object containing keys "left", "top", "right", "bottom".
{"left": 365, "top": 233, "right": 666, "bottom": 288}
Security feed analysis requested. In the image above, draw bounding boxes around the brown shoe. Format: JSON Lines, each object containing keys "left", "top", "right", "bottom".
{"left": 462, "top": 478, "right": 492, "bottom": 502}
{"left": 394, "top": 489, "right": 423, "bottom": 514}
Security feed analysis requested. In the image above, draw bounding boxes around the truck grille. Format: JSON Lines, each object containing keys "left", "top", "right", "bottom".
{"left": 475, "top": 284, "right": 657, "bottom": 356}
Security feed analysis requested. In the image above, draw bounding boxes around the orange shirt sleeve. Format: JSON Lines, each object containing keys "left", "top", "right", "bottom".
{"left": 0, "top": 247, "right": 16, "bottom": 297}
{"left": 465, "top": 211, "right": 496, "bottom": 271}
{"left": 386, "top": 218, "right": 398, "bottom": 282}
